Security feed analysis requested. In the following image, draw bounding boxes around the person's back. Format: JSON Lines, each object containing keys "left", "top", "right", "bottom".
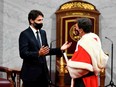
{"left": 66, "top": 18, "right": 108, "bottom": 87}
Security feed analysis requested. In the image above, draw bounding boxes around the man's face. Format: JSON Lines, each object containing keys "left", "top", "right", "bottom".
{"left": 75, "top": 23, "right": 83, "bottom": 37}
{"left": 73, "top": 24, "right": 79, "bottom": 36}
{"left": 75, "top": 23, "right": 79, "bottom": 31}
{"left": 34, "top": 15, "right": 43, "bottom": 24}
{"left": 31, "top": 15, "right": 43, "bottom": 24}
{"left": 30, "top": 15, "right": 43, "bottom": 30}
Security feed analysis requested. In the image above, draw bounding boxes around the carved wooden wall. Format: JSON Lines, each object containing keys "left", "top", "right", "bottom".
{"left": 55, "top": 0, "right": 102, "bottom": 87}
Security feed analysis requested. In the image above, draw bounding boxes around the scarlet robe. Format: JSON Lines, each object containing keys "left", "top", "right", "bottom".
{"left": 66, "top": 33, "right": 108, "bottom": 87}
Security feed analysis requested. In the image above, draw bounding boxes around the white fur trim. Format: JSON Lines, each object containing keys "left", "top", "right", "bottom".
{"left": 67, "top": 66, "right": 89, "bottom": 78}
{"left": 79, "top": 33, "right": 109, "bottom": 75}
{"left": 67, "top": 60, "right": 93, "bottom": 71}
{"left": 67, "top": 60, "right": 93, "bottom": 79}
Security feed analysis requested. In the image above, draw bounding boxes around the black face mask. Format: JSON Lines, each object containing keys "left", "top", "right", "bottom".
{"left": 33, "top": 22, "right": 43, "bottom": 30}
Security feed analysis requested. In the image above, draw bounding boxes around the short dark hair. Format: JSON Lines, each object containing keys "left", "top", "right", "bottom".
{"left": 28, "top": 10, "right": 44, "bottom": 25}
{"left": 77, "top": 17, "right": 92, "bottom": 33}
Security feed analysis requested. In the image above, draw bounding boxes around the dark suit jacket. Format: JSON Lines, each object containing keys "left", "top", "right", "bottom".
{"left": 19, "top": 27, "right": 62, "bottom": 81}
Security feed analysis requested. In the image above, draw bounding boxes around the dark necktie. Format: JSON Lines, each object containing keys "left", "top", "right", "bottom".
{"left": 36, "top": 31, "right": 41, "bottom": 47}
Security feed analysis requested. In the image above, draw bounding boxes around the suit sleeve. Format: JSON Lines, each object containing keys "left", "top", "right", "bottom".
{"left": 48, "top": 48, "right": 63, "bottom": 57}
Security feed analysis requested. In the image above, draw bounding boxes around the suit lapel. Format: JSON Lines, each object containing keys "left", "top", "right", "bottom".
{"left": 28, "top": 28, "right": 40, "bottom": 48}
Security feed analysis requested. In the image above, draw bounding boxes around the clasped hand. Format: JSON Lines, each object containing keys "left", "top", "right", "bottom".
{"left": 39, "top": 46, "right": 50, "bottom": 56}
{"left": 38, "top": 41, "right": 72, "bottom": 56}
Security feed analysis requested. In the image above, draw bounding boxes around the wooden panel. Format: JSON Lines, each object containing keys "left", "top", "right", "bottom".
{"left": 60, "top": 16, "right": 96, "bottom": 57}
{"left": 55, "top": 0, "right": 103, "bottom": 87}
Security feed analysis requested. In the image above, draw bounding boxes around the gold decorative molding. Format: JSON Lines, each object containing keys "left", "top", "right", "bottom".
{"left": 60, "top": 2, "right": 95, "bottom": 11}
{"left": 69, "top": 24, "right": 80, "bottom": 42}
{"left": 59, "top": 57, "right": 65, "bottom": 73}
{"left": 66, "top": 12, "right": 90, "bottom": 16}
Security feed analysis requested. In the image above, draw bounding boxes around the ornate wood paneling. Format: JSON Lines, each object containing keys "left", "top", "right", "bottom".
{"left": 55, "top": 0, "right": 103, "bottom": 87}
